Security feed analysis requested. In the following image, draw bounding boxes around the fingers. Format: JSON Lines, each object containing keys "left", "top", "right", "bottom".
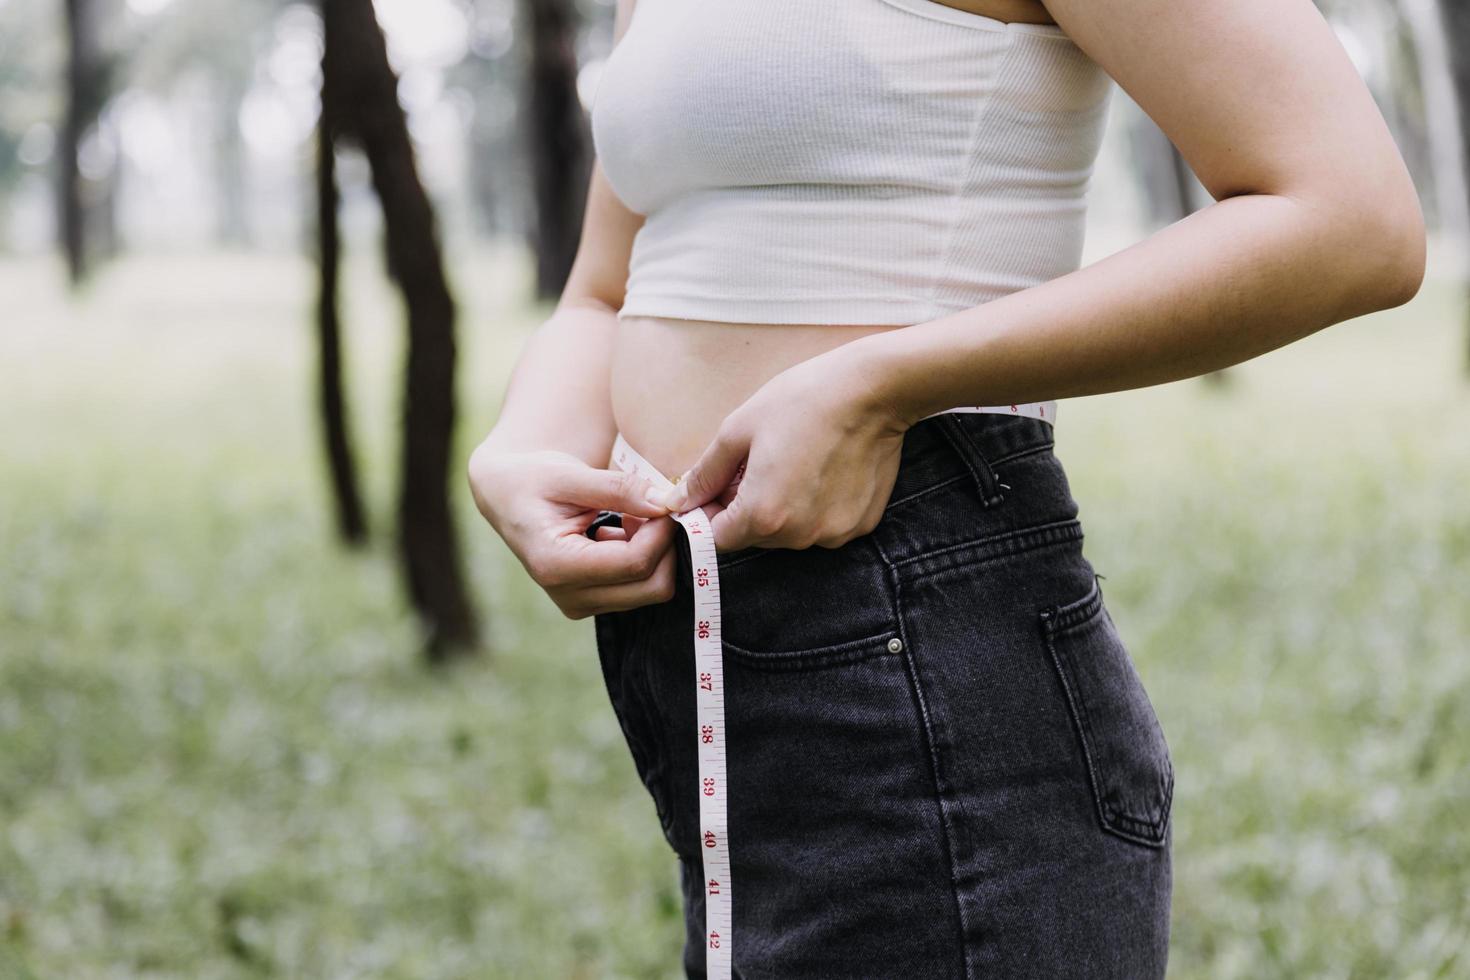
{"left": 708, "top": 492, "right": 803, "bottom": 553}
{"left": 560, "top": 543, "right": 680, "bottom": 618}
{"left": 708, "top": 484, "right": 844, "bottom": 553}
{"left": 549, "top": 464, "right": 672, "bottom": 519}
{"left": 664, "top": 425, "right": 749, "bottom": 512}
{"left": 536, "top": 514, "right": 679, "bottom": 589}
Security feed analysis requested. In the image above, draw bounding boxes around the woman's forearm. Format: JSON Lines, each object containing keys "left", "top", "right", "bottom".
{"left": 476, "top": 299, "right": 620, "bottom": 468}
{"left": 848, "top": 189, "right": 1425, "bottom": 426}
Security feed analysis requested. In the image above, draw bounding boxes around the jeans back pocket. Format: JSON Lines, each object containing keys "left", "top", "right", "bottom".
{"left": 1039, "top": 574, "right": 1174, "bottom": 847}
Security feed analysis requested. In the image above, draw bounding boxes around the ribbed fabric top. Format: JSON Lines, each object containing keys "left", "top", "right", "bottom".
{"left": 590, "top": 0, "right": 1115, "bottom": 326}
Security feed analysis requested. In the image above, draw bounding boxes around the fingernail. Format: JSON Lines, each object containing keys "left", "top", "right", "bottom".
{"left": 664, "top": 484, "right": 688, "bottom": 510}
{"left": 645, "top": 485, "right": 671, "bottom": 510}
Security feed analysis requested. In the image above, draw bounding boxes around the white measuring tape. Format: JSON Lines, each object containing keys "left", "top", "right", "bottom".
{"left": 608, "top": 399, "right": 1055, "bottom": 978}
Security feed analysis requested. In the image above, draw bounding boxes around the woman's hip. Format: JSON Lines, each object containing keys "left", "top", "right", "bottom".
{"left": 593, "top": 410, "right": 1174, "bottom": 975}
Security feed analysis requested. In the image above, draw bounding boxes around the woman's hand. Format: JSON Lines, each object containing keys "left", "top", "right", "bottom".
{"left": 467, "top": 445, "right": 681, "bottom": 620}
{"left": 655, "top": 346, "right": 912, "bottom": 553}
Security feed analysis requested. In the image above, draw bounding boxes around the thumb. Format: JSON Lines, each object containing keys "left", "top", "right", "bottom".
{"left": 664, "top": 426, "right": 749, "bottom": 512}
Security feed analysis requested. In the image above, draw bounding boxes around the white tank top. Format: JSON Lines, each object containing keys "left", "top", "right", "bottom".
{"left": 590, "top": 0, "right": 1115, "bottom": 326}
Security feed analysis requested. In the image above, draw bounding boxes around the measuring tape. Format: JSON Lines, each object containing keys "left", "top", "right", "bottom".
{"left": 610, "top": 434, "right": 734, "bottom": 976}
{"left": 607, "top": 399, "right": 1055, "bottom": 978}
{"left": 926, "top": 401, "right": 1055, "bottom": 423}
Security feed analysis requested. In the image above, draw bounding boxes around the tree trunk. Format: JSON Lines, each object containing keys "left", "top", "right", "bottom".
{"left": 460, "top": 51, "right": 528, "bottom": 239}
{"left": 218, "top": 73, "right": 252, "bottom": 246}
{"left": 322, "top": 0, "right": 480, "bottom": 660}
{"left": 315, "top": 89, "right": 369, "bottom": 546}
{"left": 1405, "top": 0, "right": 1470, "bottom": 244}
{"left": 523, "top": 0, "right": 591, "bottom": 299}
{"left": 1435, "top": 0, "right": 1470, "bottom": 373}
{"left": 60, "top": 0, "right": 102, "bottom": 288}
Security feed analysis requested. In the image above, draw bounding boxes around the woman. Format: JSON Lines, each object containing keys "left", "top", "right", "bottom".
{"left": 467, "top": 0, "right": 1425, "bottom": 974}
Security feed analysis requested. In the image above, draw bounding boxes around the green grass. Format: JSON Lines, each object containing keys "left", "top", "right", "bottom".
{"left": 0, "top": 247, "right": 1467, "bottom": 978}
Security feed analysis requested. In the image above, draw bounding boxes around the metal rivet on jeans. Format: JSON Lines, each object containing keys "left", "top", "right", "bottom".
{"left": 887, "top": 637, "right": 904, "bottom": 653}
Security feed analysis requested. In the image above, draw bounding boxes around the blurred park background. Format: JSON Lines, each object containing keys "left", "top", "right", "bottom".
{"left": 1, "top": 0, "right": 1469, "bottom": 976}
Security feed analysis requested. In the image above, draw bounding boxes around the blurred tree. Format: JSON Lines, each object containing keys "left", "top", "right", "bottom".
{"left": 1434, "top": 0, "right": 1470, "bottom": 370}
{"left": 1401, "top": 0, "right": 1469, "bottom": 247}
{"left": 123, "top": 0, "right": 284, "bottom": 247}
{"left": 60, "top": 0, "right": 113, "bottom": 286}
{"left": 314, "top": 78, "right": 368, "bottom": 546}
{"left": 454, "top": 0, "right": 529, "bottom": 239}
{"left": 214, "top": 71, "right": 250, "bottom": 246}
{"left": 0, "top": 2, "right": 60, "bottom": 226}
{"left": 522, "top": 0, "right": 591, "bottom": 299}
{"left": 321, "top": 0, "right": 479, "bottom": 660}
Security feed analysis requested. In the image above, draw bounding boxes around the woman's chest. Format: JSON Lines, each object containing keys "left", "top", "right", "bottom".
{"left": 589, "top": 0, "right": 1027, "bottom": 213}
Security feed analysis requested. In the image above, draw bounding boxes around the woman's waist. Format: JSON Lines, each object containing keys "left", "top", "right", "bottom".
{"left": 608, "top": 314, "right": 911, "bottom": 479}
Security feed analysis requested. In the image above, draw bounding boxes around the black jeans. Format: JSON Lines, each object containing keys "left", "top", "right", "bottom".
{"left": 592, "top": 411, "right": 1173, "bottom": 979}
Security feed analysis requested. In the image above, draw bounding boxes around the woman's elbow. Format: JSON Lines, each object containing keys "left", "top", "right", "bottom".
{"left": 1298, "top": 172, "right": 1426, "bottom": 319}
{"left": 1354, "top": 186, "right": 1427, "bottom": 313}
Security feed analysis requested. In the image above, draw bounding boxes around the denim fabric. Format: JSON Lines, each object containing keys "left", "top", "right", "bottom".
{"left": 592, "top": 411, "right": 1173, "bottom": 979}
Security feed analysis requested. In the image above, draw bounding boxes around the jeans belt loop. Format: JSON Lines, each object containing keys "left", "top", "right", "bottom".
{"left": 933, "top": 411, "right": 1006, "bottom": 508}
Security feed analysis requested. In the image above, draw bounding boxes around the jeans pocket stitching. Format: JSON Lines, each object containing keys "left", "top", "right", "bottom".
{"left": 717, "top": 537, "right": 901, "bottom": 670}
{"left": 887, "top": 551, "right": 973, "bottom": 973}
{"left": 893, "top": 518, "right": 1084, "bottom": 575}
{"left": 722, "top": 630, "right": 903, "bottom": 672}
{"left": 884, "top": 472, "right": 972, "bottom": 513}
{"left": 1040, "top": 577, "right": 1173, "bottom": 848}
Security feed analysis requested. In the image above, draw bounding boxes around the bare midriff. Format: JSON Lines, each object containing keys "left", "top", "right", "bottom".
{"left": 608, "top": 314, "right": 913, "bottom": 480}
{"left": 937, "top": 0, "right": 1059, "bottom": 26}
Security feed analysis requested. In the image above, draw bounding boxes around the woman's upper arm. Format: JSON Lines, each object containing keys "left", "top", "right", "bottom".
{"left": 556, "top": 0, "right": 645, "bottom": 317}
{"left": 1043, "top": 0, "right": 1425, "bottom": 292}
